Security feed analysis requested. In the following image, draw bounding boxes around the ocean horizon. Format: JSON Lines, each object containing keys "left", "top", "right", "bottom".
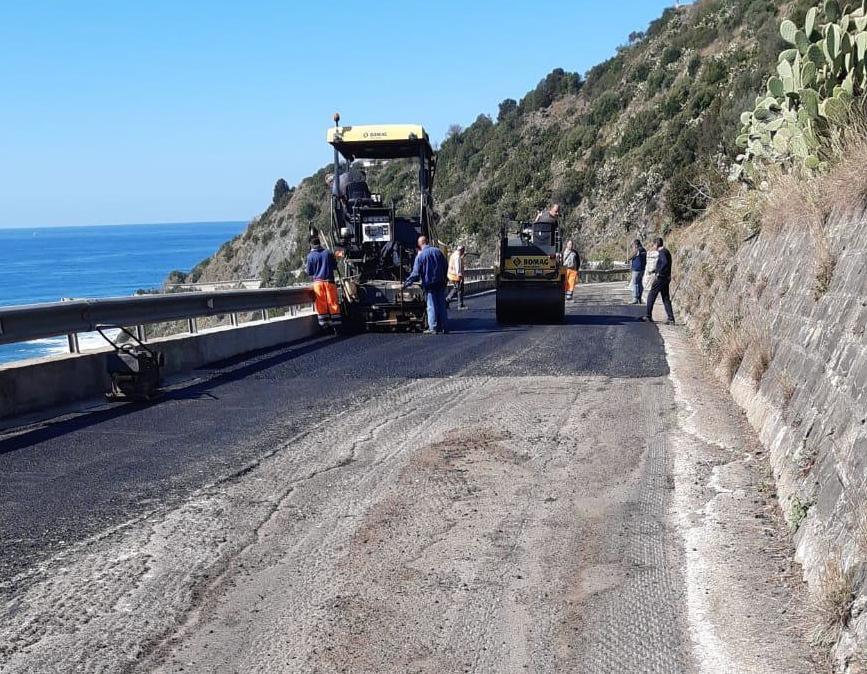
{"left": 0, "top": 220, "right": 247, "bottom": 364}
{"left": 0, "top": 219, "right": 248, "bottom": 231}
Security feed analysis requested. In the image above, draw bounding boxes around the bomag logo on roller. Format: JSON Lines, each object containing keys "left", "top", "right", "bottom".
{"left": 506, "top": 256, "right": 552, "bottom": 269}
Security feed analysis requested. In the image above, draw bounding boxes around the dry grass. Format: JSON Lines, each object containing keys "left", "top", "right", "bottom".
{"left": 811, "top": 556, "right": 857, "bottom": 650}
{"left": 703, "top": 185, "right": 764, "bottom": 244}
{"left": 823, "top": 118, "right": 867, "bottom": 212}
{"left": 720, "top": 325, "right": 749, "bottom": 383}
{"left": 749, "top": 329, "right": 774, "bottom": 385}
{"left": 760, "top": 168, "right": 826, "bottom": 236}
{"left": 813, "top": 243, "right": 837, "bottom": 301}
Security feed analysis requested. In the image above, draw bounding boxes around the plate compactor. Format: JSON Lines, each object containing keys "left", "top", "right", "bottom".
{"left": 495, "top": 220, "right": 566, "bottom": 324}
{"left": 98, "top": 326, "right": 165, "bottom": 402}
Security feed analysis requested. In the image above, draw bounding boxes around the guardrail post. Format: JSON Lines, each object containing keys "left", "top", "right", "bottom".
{"left": 188, "top": 318, "right": 198, "bottom": 334}
{"left": 230, "top": 313, "right": 239, "bottom": 327}
{"left": 135, "top": 325, "right": 147, "bottom": 342}
{"left": 261, "top": 309, "right": 269, "bottom": 322}
{"left": 67, "top": 333, "right": 80, "bottom": 354}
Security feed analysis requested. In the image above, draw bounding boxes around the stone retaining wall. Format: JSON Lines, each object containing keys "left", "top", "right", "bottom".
{"left": 673, "top": 203, "right": 867, "bottom": 672}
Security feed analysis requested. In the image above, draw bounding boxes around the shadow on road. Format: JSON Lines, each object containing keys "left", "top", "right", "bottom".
{"left": 0, "top": 335, "right": 339, "bottom": 455}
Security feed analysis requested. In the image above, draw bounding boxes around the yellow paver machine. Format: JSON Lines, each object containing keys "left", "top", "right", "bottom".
{"left": 322, "top": 114, "right": 440, "bottom": 332}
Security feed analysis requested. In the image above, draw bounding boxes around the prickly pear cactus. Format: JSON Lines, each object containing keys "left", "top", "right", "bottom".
{"left": 732, "top": 1, "right": 867, "bottom": 180}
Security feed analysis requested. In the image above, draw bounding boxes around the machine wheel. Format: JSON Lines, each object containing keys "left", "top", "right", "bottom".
{"left": 338, "top": 307, "right": 366, "bottom": 335}
{"left": 496, "top": 300, "right": 515, "bottom": 325}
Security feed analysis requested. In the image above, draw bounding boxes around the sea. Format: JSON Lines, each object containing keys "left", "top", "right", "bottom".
{"left": 0, "top": 221, "right": 247, "bottom": 364}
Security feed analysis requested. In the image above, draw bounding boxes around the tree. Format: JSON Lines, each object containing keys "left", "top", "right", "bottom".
{"left": 273, "top": 178, "right": 290, "bottom": 205}
{"left": 497, "top": 98, "right": 517, "bottom": 122}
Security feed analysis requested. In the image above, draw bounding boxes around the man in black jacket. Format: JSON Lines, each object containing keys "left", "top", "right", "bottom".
{"left": 641, "top": 237, "right": 675, "bottom": 325}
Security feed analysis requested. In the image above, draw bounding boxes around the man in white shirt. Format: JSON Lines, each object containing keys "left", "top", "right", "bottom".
{"left": 446, "top": 245, "right": 467, "bottom": 310}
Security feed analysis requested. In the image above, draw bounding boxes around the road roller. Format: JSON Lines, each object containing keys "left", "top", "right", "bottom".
{"left": 495, "top": 219, "right": 565, "bottom": 324}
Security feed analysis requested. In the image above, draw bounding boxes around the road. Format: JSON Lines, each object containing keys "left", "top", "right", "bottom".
{"left": 0, "top": 284, "right": 817, "bottom": 673}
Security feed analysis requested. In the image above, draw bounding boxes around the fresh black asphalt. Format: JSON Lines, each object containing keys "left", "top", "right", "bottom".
{"left": 0, "top": 289, "right": 668, "bottom": 581}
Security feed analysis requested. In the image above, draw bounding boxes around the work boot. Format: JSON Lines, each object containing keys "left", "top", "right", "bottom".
{"left": 665, "top": 319, "right": 676, "bottom": 325}
{"left": 639, "top": 316, "right": 654, "bottom": 322}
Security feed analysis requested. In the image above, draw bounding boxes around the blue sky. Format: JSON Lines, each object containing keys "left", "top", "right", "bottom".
{"left": 0, "top": 1, "right": 680, "bottom": 228}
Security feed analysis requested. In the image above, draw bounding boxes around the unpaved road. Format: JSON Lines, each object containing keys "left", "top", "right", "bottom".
{"left": 0, "top": 285, "right": 818, "bottom": 673}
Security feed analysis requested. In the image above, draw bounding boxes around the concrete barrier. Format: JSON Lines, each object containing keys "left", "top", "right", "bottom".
{"left": 0, "top": 314, "right": 319, "bottom": 421}
{"left": 0, "top": 279, "right": 496, "bottom": 422}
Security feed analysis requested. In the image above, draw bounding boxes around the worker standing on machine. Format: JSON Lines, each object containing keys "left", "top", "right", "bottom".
{"left": 306, "top": 237, "right": 342, "bottom": 333}
{"left": 446, "top": 245, "right": 467, "bottom": 310}
{"left": 534, "top": 203, "right": 561, "bottom": 225}
{"left": 404, "top": 236, "right": 449, "bottom": 334}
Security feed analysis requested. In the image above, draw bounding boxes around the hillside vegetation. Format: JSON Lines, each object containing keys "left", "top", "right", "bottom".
{"left": 181, "top": 0, "right": 816, "bottom": 286}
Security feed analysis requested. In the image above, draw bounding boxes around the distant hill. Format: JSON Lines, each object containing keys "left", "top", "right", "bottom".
{"left": 183, "top": 0, "right": 815, "bottom": 285}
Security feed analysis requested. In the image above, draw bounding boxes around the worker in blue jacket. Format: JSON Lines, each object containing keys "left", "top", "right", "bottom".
{"left": 306, "top": 238, "right": 341, "bottom": 332}
{"left": 404, "top": 235, "right": 449, "bottom": 334}
{"left": 628, "top": 238, "right": 647, "bottom": 304}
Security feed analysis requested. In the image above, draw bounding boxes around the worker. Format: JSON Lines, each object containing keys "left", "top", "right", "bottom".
{"left": 344, "top": 164, "right": 371, "bottom": 204}
{"left": 562, "top": 240, "right": 580, "bottom": 301}
{"left": 628, "top": 238, "right": 647, "bottom": 305}
{"left": 404, "top": 236, "right": 449, "bottom": 334}
{"left": 534, "top": 203, "right": 561, "bottom": 224}
{"left": 326, "top": 163, "right": 371, "bottom": 202}
{"left": 641, "top": 237, "right": 676, "bottom": 325}
{"left": 305, "top": 237, "right": 342, "bottom": 333}
{"left": 446, "top": 245, "right": 467, "bottom": 310}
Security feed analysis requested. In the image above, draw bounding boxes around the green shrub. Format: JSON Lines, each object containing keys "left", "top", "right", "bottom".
{"left": 298, "top": 202, "right": 319, "bottom": 221}
{"left": 619, "top": 110, "right": 661, "bottom": 155}
{"left": 700, "top": 58, "right": 727, "bottom": 85}
{"left": 589, "top": 91, "right": 621, "bottom": 126}
{"left": 661, "top": 46, "right": 682, "bottom": 65}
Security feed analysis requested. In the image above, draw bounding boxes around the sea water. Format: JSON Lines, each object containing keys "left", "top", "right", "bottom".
{"left": 0, "top": 221, "right": 246, "bottom": 364}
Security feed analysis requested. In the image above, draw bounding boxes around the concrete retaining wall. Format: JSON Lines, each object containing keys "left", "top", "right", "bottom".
{"left": 674, "top": 204, "right": 867, "bottom": 671}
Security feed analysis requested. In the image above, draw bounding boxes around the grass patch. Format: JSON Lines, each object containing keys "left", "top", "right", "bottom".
{"left": 720, "top": 325, "right": 749, "bottom": 383}
{"left": 749, "top": 330, "right": 774, "bottom": 385}
{"left": 813, "top": 243, "right": 837, "bottom": 301}
{"left": 811, "top": 557, "right": 856, "bottom": 651}
{"left": 788, "top": 495, "right": 811, "bottom": 531}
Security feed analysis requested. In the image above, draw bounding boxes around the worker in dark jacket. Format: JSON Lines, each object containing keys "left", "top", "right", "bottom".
{"left": 404, "top": 236, "right": 449, "bottom": 334}
{"left": 306, "top": 238, "right": 341, "bottom": 332}
{"left": 628, "top": 239, "right": 647, "bottom": 304}
{"left": 641, "top": 237, "right": 675, "bottom": 325}
{"left": 534, "top": 203, "right": 561, "bottom": 226}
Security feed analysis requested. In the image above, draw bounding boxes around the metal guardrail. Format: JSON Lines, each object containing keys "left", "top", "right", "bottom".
{"left": 0, "top": 287, "right": 315, "bottom": 352}
{"left": 0, "top": 265, "right": 613, "bottom": 355}
{"left": 463, "top": 267, "right": 495, "bottom": 280}
{"left": 580, "top": 268, "right": 632, "bottom": 281}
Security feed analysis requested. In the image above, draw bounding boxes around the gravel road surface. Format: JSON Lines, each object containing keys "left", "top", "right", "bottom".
{"left": 0, "top": 285, "right": 817, "bottom": 673}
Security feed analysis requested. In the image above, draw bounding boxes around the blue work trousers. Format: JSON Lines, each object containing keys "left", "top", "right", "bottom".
{"left": 631, "top": 270, "right": 644, "bottom": 302}
{"left": 426, "top": 287, "right": 448, "bottom": 333}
